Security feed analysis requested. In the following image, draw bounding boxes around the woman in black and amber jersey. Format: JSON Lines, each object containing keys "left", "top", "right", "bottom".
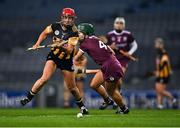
{"left": 154, "top": 38, "right": 177, "bottom": 109}
{"left": 20, "top": 8, "right": 88, "bottom": 114}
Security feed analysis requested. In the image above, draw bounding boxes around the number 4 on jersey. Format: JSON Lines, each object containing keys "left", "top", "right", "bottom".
{"left": 99, "top": 41, "right": 107, "bottom": 50}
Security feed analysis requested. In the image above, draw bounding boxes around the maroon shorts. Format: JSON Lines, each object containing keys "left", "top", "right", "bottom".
{"left": 101, "top": 57, "right": 124, "bottom": 82}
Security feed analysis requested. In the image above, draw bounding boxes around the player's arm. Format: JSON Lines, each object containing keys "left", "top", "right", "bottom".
{"left": 128, "top": 40, "right": 138, "bottom": 55}
{"left": 74, "top": 56, "right": 87, "bottom": 74}
{"left": 74, "top": 68, "right": 100, "bottom": 74}
{"left": 74, "top": 49, "right": 84, "bottom": 66}
{"left": 160, "top": 55, "right": 171, "bottom": 71}
{"left": 119, "top": 38, "right": 138, "bottom": 61}
{"left": 108, "top": 42, "right": 117, "bottom": 50}
{"left": 160, "top": 55, "right": 168, "bottom": 70}
{"left": 166, "top": 56, "right": 173, "bottom": 74}
{"left": 80, "top": 56, "right": 87, "bottom": 67}
{"left": 86, "top": 69, "right": 100, "bottom": 74}
{"left": 119, "top": 40, "right": 138, "bottom": 56}
{"left": 33, "top": 25, "right": 53, "bottom": 49}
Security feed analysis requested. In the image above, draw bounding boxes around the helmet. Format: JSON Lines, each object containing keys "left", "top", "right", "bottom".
{"left": 114, "top": 17, "right": 125, "bottom": 31}
{"left": 61, "top": 8, "right": 76, "bottom": 17}
{"left": 114, "top": 17, "right": 125, "bottom": 25}
{"left": 78, "top": 23, "right": 94, "bottom": 36}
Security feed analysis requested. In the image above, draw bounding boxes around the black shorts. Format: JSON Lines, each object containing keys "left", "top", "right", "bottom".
{"left": 156, "top": 77, "right": 170, "bottom": 84}
{"left": 46, "top": 52, "right": 74, "bottom": 72}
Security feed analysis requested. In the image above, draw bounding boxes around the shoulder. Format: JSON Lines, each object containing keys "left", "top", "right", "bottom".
{"left": 80, "top": 37, "right": 91, "bottom": 48}
{"left": 122, "top": 30, "right": 135, "bottom": 41}
{"left": 51, "top": 22, "right": 61, "bottom": 31}
{"left": 89, "top": 35, "right": 99, "bottom": 40}
{"left": 51, "top": 22, "right": 61, "bottom": 27}
{"left": 122, "top": 30, "right": 132, "bottom": 35}
{"left": 107, "top": 30, "right": 115, "bottom": 35}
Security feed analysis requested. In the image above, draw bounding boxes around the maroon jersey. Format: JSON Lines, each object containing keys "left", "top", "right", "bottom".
{"left": 79, "top": 35, "right": 124, "bottom": 82}
{"left": 79, "top": 36, "right": 113, "bottom": 65}
{"left": 106, "top": 30, "right": 135, "bottom": 62}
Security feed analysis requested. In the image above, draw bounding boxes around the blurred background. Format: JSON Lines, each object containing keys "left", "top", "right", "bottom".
{"left": 0, "top": 0, "right": 179, "bottom": 108}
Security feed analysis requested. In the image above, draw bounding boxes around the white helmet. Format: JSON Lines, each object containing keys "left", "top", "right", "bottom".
{"left": 114, "top": 17, "right": 125, "bottom": 24}
{"left": 114, "top": 17, "right": 125, "bottom": 31}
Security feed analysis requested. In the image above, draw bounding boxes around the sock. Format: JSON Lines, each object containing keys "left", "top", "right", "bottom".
{"left": 27, "top": 90, "right": 36, "bottom": 101}
{"left": 76, "top": 98, "right": 85, "bottom": 108}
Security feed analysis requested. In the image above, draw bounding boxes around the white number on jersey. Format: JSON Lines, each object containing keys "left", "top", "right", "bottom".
{"left": 99, "top": 41, "right": 107, "bottom": 50}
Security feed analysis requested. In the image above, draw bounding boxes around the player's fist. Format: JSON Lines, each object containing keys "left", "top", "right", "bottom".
{"left": 32, "top": 44, "right": 40, "bottom": 50}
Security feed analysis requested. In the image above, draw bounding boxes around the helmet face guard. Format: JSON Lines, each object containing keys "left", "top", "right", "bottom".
{"left": 61, "top": 8, "right": 76, "bottom": 26}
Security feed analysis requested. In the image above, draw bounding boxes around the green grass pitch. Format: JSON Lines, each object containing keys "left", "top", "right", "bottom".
{"left": 0, "top": 108, "right": 179, "bottom": 127}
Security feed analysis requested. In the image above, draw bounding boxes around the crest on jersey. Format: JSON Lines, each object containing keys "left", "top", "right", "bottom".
{"left": 109, "top": 76, "right": 115, "bottom": 81}
{"left": 55, "top": 30, "right": 60, "bottom": 35}
{"left": 111, "top": 37, "right": 116, "bottom": 41}
{"left": 123, "top": 36, "right": 127, "bottom": 42}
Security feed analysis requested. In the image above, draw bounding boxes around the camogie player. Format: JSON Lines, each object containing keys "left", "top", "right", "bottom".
{"left": 154, "top": 38, "right": 177, "bottom": 109}
{"left": 20, "top": 8, "right": 88, "bottom": 114}
{"left": 99, "top": 17, "right": 138, "bottom": 109}
{"left": 74, "top": 23, "right": 129, "bottom": 114}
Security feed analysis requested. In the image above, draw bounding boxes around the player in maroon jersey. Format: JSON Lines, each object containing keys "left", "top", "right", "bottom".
{"left": 99, "top": 17, "right": 138, "bottom": 109}
{"left": 74, "top": 23, "right": 129, "bottom": 114}
{"left": 106, "top": 17, "right": 138, "bottom": 69}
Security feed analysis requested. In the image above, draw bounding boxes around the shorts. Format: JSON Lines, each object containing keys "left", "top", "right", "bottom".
{"left": 46, "top": 51, "right": 74, "bottom": 72}
{"left": 156, "top": 77, "right": 170, "bottom": 84}
{"left": 101, "top": 56, "right": 124, "bottom": 82}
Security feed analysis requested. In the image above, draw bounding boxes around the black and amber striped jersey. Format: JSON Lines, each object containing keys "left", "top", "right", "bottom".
{"left": 50, "top": 22, "right": 78, "bottom": 60}
{"left": 156, "top": 50, "right": 172, "bottom": 78}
